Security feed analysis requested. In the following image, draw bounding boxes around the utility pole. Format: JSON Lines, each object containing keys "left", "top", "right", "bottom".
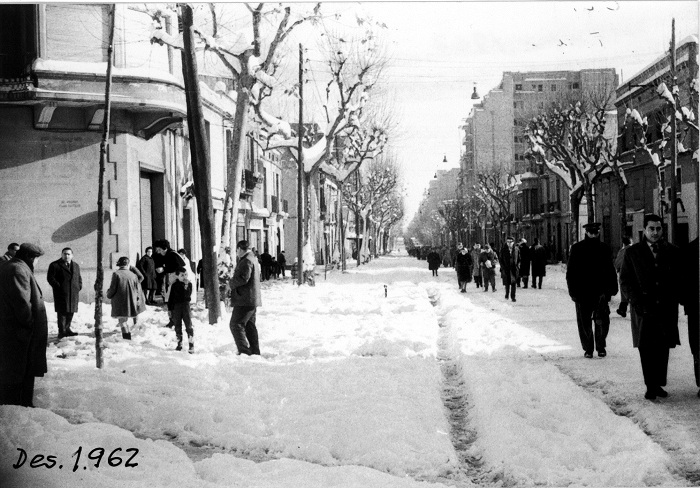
{"left": 297, "top": 43, "right": 305, "bottom": 286}
{"left": 669, "top": 18, "right": 679, "bottom": 244}
{"left": 181, "top": 4, "right": 220, "bottom": 323}
{"left": 94, "top": 3, "right": 115, "bottom": 369}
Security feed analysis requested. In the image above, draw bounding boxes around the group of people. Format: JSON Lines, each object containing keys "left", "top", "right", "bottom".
{"left": 567, "top": 216, "right": 699, "bottom": 400}
{"left": 426, "top": 237, "right": 549, "bottom": 301}
{"left": 0, "top": 235, "right": 266, "bottom": 408}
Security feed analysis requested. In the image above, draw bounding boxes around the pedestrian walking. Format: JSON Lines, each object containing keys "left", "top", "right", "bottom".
{"left": 620, "top": 214, "right": 682, "bottom": 400}
{"left": 470, "top": 243, "right": 482, "bottom": 288}
{"left": 0, "top": 243, "right": 47, "bottom": 407}
{"left": 260, "top": 248, "right": 273, "bottom": 281}
{"left": 518, "top": 238, "right": 531, "bottom": 288}
{"left": 427, "top": 248, "right": 441, "bottom": 276}
{"left": 530, "top": 238, "right": 547, "bottom": 289}
{"left": 46, "top": 247, "right": 82, "bottom": 339}
{"left": 153, "top": 240, "right": 185, "bottom": 302}
{"left": 1, "top": 242, "right": 19, "bottom": 263}
{"left": 479, "top": 243, "right": 498, "bottom": 292}
{"left": 566, "top": 222, "right": 618, "bottom": 359}
{"left": 679, "top": 237, "right": 699, "bottom": 398}
{"left": 168, "top": 267, "right": 194, "bottom": 354}
{"left": 137, "top": 247, "right": 157, "bottom": 305}
{"left": 277, "top": 250, "right": 287, "bottom": 278}
{"left": 614, "top": 236, "right": 633, "bottom": 318}
{"left": 106, "top": 257, "right": 143, "bottom": 340}
{"left": 229, "top": 240, "right": 262, "bottom": 356}
{"left": 455, "top": 245, "right": 473, "bottom": 293}
{"left": 500, "top": 236, "right": 520, "bottom": 302}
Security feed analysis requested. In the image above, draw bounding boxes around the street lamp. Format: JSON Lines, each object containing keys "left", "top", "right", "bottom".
{"left": 471, "top": 84, "right": 480, "bottom": 100}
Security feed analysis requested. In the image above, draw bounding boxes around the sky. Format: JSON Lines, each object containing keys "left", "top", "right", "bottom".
{"left": 343, "top": 1, "right": 700, "bottom": 226}
{"left": 2, "top": 254, "right": 698, "bottom": 487}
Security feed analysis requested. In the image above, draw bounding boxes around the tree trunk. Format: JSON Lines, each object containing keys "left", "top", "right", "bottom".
{"left": 585, "top": 183, "right": 595, "bottom": 223}
{"left": 338, "top": 188, "right": 346, "bottom": 271}
{"left": 618, "top": 176, "right": 627, "bottom": 238}
{"left": 220, "top": 192, "right": 232, "bottom": 248}
{"left": 181, "top": 4, "right": 220, "bottom": 324}
{"left": 223, "top": 75, "right": 251, "bottom": 259}
{"left": 570, "top": 188, "right": 583, "bottom": 246}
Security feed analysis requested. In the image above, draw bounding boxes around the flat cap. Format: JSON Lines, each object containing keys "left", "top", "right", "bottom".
{"left": 582, "top": 222, "right": 601, "bottom": 231}
{"left": 19, "top": 243, "right": 44, "bottom": 257}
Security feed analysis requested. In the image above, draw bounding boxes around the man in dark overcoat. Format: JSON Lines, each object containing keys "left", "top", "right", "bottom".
{"left": 500, "top": 236, "right": 520, "bottom": 302}
{"left": 277, "top": 250, "right": 287, "bottom": 278}
{"left": 679, "top": 237, "right": 699, "bottom": 397}
{"left": 620, "top": 214, "right": 681, "bottom": 400}
{"left": 518, "top": 238, "right": 531, "bottom": 288}
{"left": 0, "top": 243, "right": 48, "bottom": 407}
{"left": 137, "top": 246, "right": 158, "bottom": 304}
{"left": 229, "top": 240, "right": 262, "bottom": 355}
{"left": 47, "top": 247, "right": 82, "bottom": 338}
{"left": 530, "top": 238, "right": 547, "bottom": 289}
{"left": 426, "top": 248, "right": 441, "bottom": 276}
{"left": 566, "top": 222, "right": 618, "bottom": 359}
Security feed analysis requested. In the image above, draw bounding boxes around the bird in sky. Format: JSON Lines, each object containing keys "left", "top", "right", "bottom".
{"left": 558, "top": 39, "right": 567, "bottom": 46}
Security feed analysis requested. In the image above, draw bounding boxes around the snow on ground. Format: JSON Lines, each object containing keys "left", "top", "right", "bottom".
{"left": 1, "top": 253, "right": 698, "bottom": 487}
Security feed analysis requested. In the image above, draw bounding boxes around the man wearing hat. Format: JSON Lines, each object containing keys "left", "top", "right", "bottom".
{"left": 0, "top": 243, "right": 48, "bottom": 407}
{"left": 566, "top": 222, "right": 618, "bottom": 359}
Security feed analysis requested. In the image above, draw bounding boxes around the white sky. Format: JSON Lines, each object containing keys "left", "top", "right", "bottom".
{"left": 344, "top": 1, "right": 700, "bottom": 226}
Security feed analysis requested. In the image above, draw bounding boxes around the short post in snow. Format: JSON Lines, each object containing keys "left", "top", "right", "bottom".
{"left": 384, "top": 284, "right": 387, "bottom": 298}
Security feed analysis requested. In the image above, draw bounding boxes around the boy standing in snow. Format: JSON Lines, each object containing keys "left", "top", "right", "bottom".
{"left": 168, "top": 267, "right": 194, "bottom": 354}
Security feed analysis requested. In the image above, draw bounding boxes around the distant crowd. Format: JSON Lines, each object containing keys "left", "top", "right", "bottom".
{"left": 412, "top": 214, "right": 699, "bottom": 401}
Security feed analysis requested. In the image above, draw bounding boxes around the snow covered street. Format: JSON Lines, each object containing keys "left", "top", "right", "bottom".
{"left": 1, "top": 253, "right": 698, "bottom": 487}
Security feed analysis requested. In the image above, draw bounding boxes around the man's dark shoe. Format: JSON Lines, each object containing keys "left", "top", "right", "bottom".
{"left": 645, "top": 390, "right": 657, "bottom": 400}
{"left": 584, "top": 352, "right": 593, "bottom": 359}
{"left": 655, "top": 387, "right": 669, "bottom": 398}
{"left": 511, "top": 297, "right": 516, "bottom": 302}
{"left": 598, "top": 350, "right": 606, "bottom": 358}
{"left": 64, "top": 329, "right": 78, "bottom": 337}
{"left": 616, "top": 309, "right": 627, "bottom": 318}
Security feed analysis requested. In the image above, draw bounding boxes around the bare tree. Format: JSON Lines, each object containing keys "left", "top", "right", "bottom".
{"left": 474, "top": 168, "right": 518, "bottom": 249}
{"left": 525, "top": 90, "right": 620, "bottom": 245}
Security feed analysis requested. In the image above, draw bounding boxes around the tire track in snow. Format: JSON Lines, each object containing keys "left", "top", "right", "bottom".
{"left": 428, "top": 288, "right": 514, "bottom": 488}
{"left": 548, "top": 360, "right": 700, "bottom": 486}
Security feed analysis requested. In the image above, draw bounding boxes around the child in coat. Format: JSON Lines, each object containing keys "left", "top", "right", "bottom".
{"left": 168, "top": 267, "right": 194, "bottom": 353}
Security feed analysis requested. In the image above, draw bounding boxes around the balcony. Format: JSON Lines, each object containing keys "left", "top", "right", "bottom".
{"left": 270, "top": 195, "right": 279, "bottom": 213}
{"left": 240, "top": 170, "right": 259, "bottom": 198}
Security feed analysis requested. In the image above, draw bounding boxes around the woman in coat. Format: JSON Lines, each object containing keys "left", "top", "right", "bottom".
{"left": 426, "top": 248, "right": 442, "bottom": 276}
{"left": 479, "top": 244, "right": 498, "bottom": 292}
{"left": 470, "top": 244, "right": 482, "bottom": 288}
{"left": 455, "top": 247, "right": 473, "bottom": 293}
{"left": 518, "top": 239, "right": 531, "bottom": 288}
{"left": 530, "top": 238, "right": 547, "bottom": 289}
{"left": 137, "top": 247, "right": 157, "bottom": 304}
{"left": 499, "top": 237, "right": 520, "bottom": 302}
{"left": 106, "top": 257, "right": 142, "bottom": 340}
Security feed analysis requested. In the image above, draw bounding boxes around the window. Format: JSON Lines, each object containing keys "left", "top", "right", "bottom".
{"left": 538, "top": 102, "right": 544, "bottom": 109}
{"left": 515, "top": 84, "right": 522, "bottom": 91}
{"left": 532, "top": 84, "right": 537, "bottom": 90}
{"left": 551, "top": 84, "right": 557, "bottom": 91}
{"left": 572, "top": 82, "right": 580, "bottom": 89}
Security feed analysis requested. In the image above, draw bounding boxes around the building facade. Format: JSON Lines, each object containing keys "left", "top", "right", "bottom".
{"left": 0, "top": 4, "right": 289, "bottom": 301}
{"left": 600, "top": 35, "right": 698, "bottom": 252}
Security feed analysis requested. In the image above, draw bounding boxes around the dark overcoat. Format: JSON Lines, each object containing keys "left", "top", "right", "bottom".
{"left": 530, "top": 244, "right": 547, "bottom": 277}
{"left": 455, "top": 251, "right": 473, "bottom": 282}
{"left": 106, "top": 268, "right": 142, "bottom": 318}
{"left": 426, "top": 251, "right": 441, "bottom": 271}
{"left": 500, "top": 244, "right": 520, "bottom": 285}
{"left": 479, "top": 249, "right": 498, "bottom": 278}
{"left": 566, "top": 237, "right": 618, "bottom": 304}
{"left": 47, "top": 259, "right": 82, "bottom": 313}
{"left": 0, "top": 258, "right": 48, "bottom": 385}
{"left": 137, "top": 255, "right": 157, "bottom": 290}
{"left": 229, "top": 251, "right": 262, "bottom": 307}
{"left": 680, "top": 238, "right": 698, "bottom": 356}
{"left": 518, "top": 243, "right": 531, "bottom": 276}
{"left": 619, "top": 239, "right": 681, "bottom": 349}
